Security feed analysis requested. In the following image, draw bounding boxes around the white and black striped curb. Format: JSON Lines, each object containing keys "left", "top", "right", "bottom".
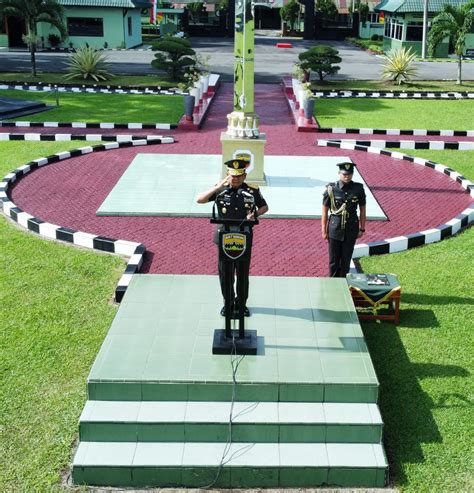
{"left": 0, "top": 121, "right": 178, "bottom": 130}
{"left": 0, "top": 83, "right": 182, "bottom": 96}
{"left": 318, "top": 139, "right": 474, "bottom": 258}
{"left": 317, "top": 127, "right": 474, "bottom": 136}
{"left": 324, "top": 139, "right": 474, "bottom": 150}
{"left": 0, "top": 133, "right": 175, "bottom": 143}
{"left": 0, "top": 140, "right": 183, "bottom": 302}
{"left": 312, "top": 90, "right": 474, "bottom": 99}
{"left": 36, "top": 46, "right": 152, "bottom": 52}
{"left": 0, "top": 74, "right": 220, "bottom": 95}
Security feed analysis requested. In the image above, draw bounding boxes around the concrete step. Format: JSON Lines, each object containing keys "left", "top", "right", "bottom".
{"left": 88, "top": 380, "right": 379, "bottom": 403}
{"left": 79, "top": 400, "right": 383, "bottom": 444}
{"left": 72, "top": 441, "right": 388, "bottom": 488}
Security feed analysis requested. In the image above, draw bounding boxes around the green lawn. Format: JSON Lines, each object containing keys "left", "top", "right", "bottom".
{"left": 361, "top": 149, "right": 474, "bottom": 492}
{"left": 0, "top": 142, "right": 473, "bottom": 491}
{"left": 0, "top": 72, "right": 175, "bottom": 88}
{"left": 0, "top": 89, "right": 183, "bottom": 124}
{"left": 0, "top": 142, "right": 125, "bottom": 490}
{"left": 315, "top": 99, "right": 474, "bottom": 130}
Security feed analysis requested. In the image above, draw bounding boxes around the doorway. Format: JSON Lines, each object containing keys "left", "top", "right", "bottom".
{"left": 254, "top": 6, "right": 281, "bottom": 30}
{"left": 7, "top": 16, "right": 27, "bottom": 47}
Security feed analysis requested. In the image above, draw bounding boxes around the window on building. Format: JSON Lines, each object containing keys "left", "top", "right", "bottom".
{"left": 395, "top": 22, "right": 402, "bottom": 40}
{"left": 368, "top": 12, "right": 380, "bottom": 23}
{"left": 406, "top": 22, "right": 423, "bottom": 41}
{"left": 67, "top": 17, "right": 104, "bottom": 37}
{"left": 128, "top": 16, "right": 132, "bottom": 36}
{"left": 385, "top": 18, "right": 403, "bottom": 40}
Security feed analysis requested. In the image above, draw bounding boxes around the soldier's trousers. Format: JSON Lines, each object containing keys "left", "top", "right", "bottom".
{"left": 328, "top": 236, "right": 357, "bottom": 278}
{"left": 218, "top": 259, "right": 250, "bottom": 306}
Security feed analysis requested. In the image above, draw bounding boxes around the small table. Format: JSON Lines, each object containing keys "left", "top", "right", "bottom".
{"left": 347, "top": 273, "right": 401, "bottom": 324}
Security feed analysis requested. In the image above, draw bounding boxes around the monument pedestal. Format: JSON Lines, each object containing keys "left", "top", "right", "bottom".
{"left": 221, "top": 132, "right": 267, "bottom": 185}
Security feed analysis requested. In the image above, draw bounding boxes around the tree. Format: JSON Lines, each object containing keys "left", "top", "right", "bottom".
{"left": 298, "top": 45, "right": 342, "bottom": 82}
{"left": 428, "top": 1, "right": 474, "bottom": 85}
{"left": 0, "top": 0, "right": 66, "bottom": 76}
{"left": 151, "top": 37, "right": 196, "bottom": 81}
{"left": 359, "top": 2, "right": 369, "bottom": 24}
{"left": 187, "top": 2, "right": 205, "bottom": 23}
{"left": 280, "top": 0, "right": 300, "bottom": 31}
{"left": 316, "top": 0, "right": 338, "bottom": 20}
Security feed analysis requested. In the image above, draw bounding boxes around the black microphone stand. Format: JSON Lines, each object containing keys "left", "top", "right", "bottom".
{"left": 210, "top": 198, "right": 259, "bottom": 355}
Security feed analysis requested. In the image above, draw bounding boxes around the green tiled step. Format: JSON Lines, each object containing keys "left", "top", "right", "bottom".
{"left": 79, "top": 401, "right": 383, "bottom": 444}
{"left": 88, "top": 381, "right": 379, "bottom": 403}
{"left": 72, "top": 442, "right": 388, "bottom": 488}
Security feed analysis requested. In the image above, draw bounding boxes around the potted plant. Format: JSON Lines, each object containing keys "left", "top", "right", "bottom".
{"left": 302, "top": 84, "right": 315, "bottom": 122}
{"left": 196, "top": 53, "right": 211, "bottom": 96}
{"left": 297, "top": 81, "right": 312, "bottom": 115}
{"left": 179, "top": 69, "right": 201, "bottom": 120}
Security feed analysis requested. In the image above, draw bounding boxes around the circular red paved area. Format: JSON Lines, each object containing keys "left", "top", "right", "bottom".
{"left": 9, "top": 84, "right": 473, "bottom": 276}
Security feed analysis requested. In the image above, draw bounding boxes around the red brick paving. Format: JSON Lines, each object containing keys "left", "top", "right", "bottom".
{"left": 8, "top": 83, "right": 473, "bottom": 276}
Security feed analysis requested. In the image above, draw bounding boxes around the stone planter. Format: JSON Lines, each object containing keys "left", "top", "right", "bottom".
{"left": 303, "top": 98, "right": 315, "bottom": 122}
{"left": 291, "top": 78, "right": 299, "bottom": 98}
{"left": 201, "top": 74, "right": 210, "bottom": 96}
{"left": 194, "top": 81, "right": 202, "bottom": 105}
{"left": 183, "top": 94, "right": 195, "bottom": 121}
{"left": 293, "top": 79, "right": 301, "bottom": 106}
{"left": 298, "top": 88, "right": 307, "bottom": 115}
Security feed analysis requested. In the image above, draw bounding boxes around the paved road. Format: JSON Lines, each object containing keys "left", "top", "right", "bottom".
{"left": 1, "top": 36, "right": 473, "bottom": 82}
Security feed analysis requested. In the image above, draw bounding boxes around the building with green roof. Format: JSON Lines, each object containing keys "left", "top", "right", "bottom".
{"left": 374, "top": 0, "right": 474, "bottom": 56}
{"left": 0, "top": 0, "right": 150, "bottom": 50}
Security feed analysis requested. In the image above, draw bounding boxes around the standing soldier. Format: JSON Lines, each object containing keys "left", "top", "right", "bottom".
{"left": 321, "top": 162, "right": 366, "bottom": 278}
{"left": 197, "top": 157, "right": 268, "bottom": 316}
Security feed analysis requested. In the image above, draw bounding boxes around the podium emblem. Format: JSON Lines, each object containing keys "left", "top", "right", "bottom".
{"left": 222, "top": 233, "right": 247, "bottom": 259}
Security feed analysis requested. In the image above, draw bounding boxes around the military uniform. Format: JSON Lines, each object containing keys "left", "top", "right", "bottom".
{"left": 208, "top": 160, "right": 267, "bottom": 313}
{"left": 209, "top": 183, "right": 267, "bottom": 303}
{"left": 322, "top": 163, "right": 366, "bottom": 278}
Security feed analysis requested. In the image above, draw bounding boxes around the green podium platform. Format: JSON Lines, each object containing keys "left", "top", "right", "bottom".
{"left": 72, "top": 275, "right": 388, "bottom": 488}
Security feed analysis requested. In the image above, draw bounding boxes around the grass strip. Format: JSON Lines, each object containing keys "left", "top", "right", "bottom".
{"left": 1, "top": 89, "right": 183, "bottom": 124}
{"left": 314, "top": 98, "right": 474, "bottom": 130}
{"left": 361, "top": 149, "right": 473, "bottom": 492}
{"left": 346, "top": 37, "right": 384, "bottom": 54}
{"left": 0, "top": 141, "right": 125, "bottom": 491}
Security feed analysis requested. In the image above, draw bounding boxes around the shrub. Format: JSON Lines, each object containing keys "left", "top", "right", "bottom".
{"left": 317, "top": 0, "right": 338, "bottom": 19}
{"left": 151, "top": 36, "right": 196, "bottom": 81}
{"left": 298, "top": 45, "right": 341, "bottom": 82}
{"left": 359, "top": 3, "right": 369, "bottom": 23}
{"left": 64, "top": 46, "right": 113, "bottom": 81}
{"left": 381, "top": 47, "right": 418, "bottom": 85}
{"left": 280, "top": 0, "right": 300, "bottom": 31}
{"left": 371, "top": 34, "right": 379, "bottom": 41}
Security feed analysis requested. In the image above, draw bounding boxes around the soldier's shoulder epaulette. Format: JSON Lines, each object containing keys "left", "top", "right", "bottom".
{"left": 247, "top": 183, "right": 259, "bottom": 190}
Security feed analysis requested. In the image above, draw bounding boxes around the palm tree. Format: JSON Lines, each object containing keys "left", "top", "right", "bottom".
{"left": 428, "top": 0, "right": 474, "bottom": 85}
{"left": 0, "top": 0, "right": 67, "bottom": 76}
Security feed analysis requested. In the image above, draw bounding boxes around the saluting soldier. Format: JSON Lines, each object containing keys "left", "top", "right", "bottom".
{"left": 196, "top": 156, "right": 268, "bottom": 316}
{"left": 321, "top": 162, "right": 366, "bottom": 278}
